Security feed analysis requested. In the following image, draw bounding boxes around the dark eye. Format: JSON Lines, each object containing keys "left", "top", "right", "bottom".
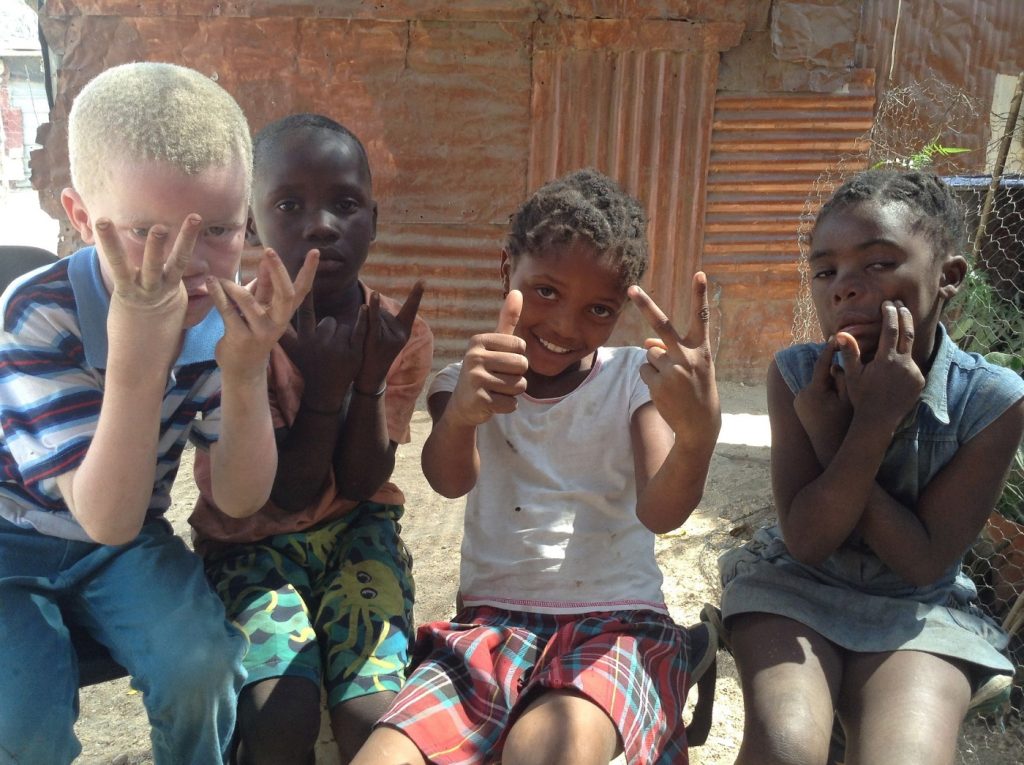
{"left": 812, "top": 268, "right": 834, "bottom": 279}
{"left": 536, "top": 286, "right": 556, "bottom": 300}
{"left": 130, "top": 227, "right": 150, "bottom": 239}
{"left": 275, "top": 200, "right": 299, "bottom": 213}
{"left": 360, "top": 588, "right": 377, "bottom": 599}
{"left": 590, "top": 305, "right": 614, "bottom": 319}
{"left": 356, "top": 571, "right": 372, "bottom": 584}
{"left": 336, "top": 199, "right": 359, "bottom": 213}
{"left": 206, "top": 226, "right": 229, "bottom": 238}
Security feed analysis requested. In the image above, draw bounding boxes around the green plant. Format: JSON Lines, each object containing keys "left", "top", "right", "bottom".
{"left": 946, "top": 269, "right": 1024, "bottom": 358}
{"left": 872, "top": 138, "right": 971, "bottom": 170}
{"left": 946, "top": 270, "right": 1024, "bottom": 524}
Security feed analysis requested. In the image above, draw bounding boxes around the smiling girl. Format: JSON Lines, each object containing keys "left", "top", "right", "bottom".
{"left": 352, "top": 168, "right": 722, "bottom": 765}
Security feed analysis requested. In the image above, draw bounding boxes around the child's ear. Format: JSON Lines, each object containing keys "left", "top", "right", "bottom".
{"left": 245, "top": 213, "right": 262, "bottom": 248}
{"left": 499, "top": 249, "right": 512, "bottom": 296}
{"left": 939, "top": 255, "right": 968, "bottom": 301}
{"left": 60, "top": 188, "right": 95, "bottom": 243}
{"left": 370, "top": 201, "right": 378, "bottom": 243}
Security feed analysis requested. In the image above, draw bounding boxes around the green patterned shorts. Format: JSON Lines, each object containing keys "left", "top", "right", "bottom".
{"left": 203, "top": 502, "right": 415, "bottom": 707}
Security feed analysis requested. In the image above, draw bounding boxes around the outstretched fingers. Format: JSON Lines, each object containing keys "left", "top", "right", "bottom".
{"left": 161, "top": 215, "right": 201, "bottom": 286}
{"left": 681, "top": 271, "right": 712, "bottom": 349}
{"left": 627, "top": 285, "right": 684, "bottom": 351}
{"left": 395, "top": 280, "right": 426, "bottom": 333}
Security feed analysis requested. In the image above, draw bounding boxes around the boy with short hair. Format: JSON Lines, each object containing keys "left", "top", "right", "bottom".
{"left": 189, "top": 113, "right": 433, "bottom": 764}
{"left": 0, "top": 62, "right": 316, "bottom": 764}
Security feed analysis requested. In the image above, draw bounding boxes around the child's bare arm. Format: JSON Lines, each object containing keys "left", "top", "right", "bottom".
{"left": 775, "top": 302, "right": 925, "bottom": 564}
{"left": 627, "top": 276, "right": 720, "bottom": 533}
{"left": 421, "top": 290, "right": 526, "bottom": 498}
{"left": 333, "top": 284, "right": 424, "bottom": 500}
{"left": 56, "top": 217, "right": 201, "bottom": 545}
{"left": 858, "top": 398, "right": 1024, "bottom": 586}
{"left": 269, "top": 288, "right": 363, "bottom": 511}
{"left": 207, "top": 248, "right": 317, "bottom": 517}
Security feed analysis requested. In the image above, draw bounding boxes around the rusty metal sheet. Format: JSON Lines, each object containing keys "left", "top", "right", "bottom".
{"left": 529, "top": 17, "right": 742, "bottom": 351}
{"left": 35, "top": 15, "right": 532, "bottom": 225}
{"left": 858, "top": 0, "right": 1024, "bottom": 167}
{"left": 702, "top": 74, "right": 875, "bottom": 381}
{"left": 771, "top": 0, "right": 860, "bottom": 67}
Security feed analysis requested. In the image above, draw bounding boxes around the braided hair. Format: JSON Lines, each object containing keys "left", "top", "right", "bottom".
{"left": 506, "top": 168, "right": 648, "bottom": 287}
{"left": 814, "top": 169, "right": 966, "bottom": 258}
{"left": 253, "top": 113, "right": 371, "bottom": 186}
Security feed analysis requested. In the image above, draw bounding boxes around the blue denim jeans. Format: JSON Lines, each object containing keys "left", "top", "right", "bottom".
{"left": 0, "top": 518, "right": 246, "bottom": 764}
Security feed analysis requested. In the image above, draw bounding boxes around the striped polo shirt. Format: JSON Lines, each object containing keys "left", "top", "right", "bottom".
{"left": 0, "top": 247, "right": 225, "bottom": 541}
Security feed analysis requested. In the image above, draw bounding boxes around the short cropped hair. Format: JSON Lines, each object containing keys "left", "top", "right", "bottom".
{"left": 68, "top": 62, "right": 252, "bottom": 201}
{"left": 253, "top": 113, "right": 371, "bottom": 188}
{"left": 506, "top": 168, "right": 649, "bottom": 288}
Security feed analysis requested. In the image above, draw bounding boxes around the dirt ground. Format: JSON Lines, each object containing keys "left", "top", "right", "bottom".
{"left": 71, "top": 381, "right": 1021, "bottom": 764}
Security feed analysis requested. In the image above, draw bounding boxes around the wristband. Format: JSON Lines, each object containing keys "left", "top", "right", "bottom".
{"left": 353, "top": 382, "right": 387, "bottom": 398}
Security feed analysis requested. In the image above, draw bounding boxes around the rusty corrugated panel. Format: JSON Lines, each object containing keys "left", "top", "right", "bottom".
{"left": 362, "top": 223, "right": 508, "bottom": 363}
{"left": 528, "top": 18, "right": 743, "bottom": 347}
{"left": 702, "top": 72, "right": 874, "bottom": 380}
{"left": 858, "top": 0, "right": 1024, "bottom": 164}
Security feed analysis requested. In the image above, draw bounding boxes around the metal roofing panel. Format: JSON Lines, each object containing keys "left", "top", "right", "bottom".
{"left": 703, "top": 75, "right": 875, "bottom": 379}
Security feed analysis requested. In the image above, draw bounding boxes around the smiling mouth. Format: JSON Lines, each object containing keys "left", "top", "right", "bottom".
{"left": 538, "top": 337, "right": 572, "bottom": 354}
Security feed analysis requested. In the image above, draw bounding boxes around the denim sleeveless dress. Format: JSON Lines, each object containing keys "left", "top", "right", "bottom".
{"left": 720, "top": 325, "right": 1024, "bottom": 677}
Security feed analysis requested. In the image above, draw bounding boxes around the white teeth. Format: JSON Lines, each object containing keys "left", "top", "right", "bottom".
{"left": 538, "top": 337, "right": 570, "bottom": 354}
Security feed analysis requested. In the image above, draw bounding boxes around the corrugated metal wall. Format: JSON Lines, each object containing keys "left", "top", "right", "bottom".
{"left": 859, "top": 0, "right": 1024, "bottom": 163}
{"left": 702, "top": 71, "right": 875, "bottom": 379}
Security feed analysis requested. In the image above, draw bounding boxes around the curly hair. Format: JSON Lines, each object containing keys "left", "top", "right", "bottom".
{"left": 69, "top": 62, "right": 252, "bottom": 202}
{"left": 253, "top": 113, "right": 371, "bottom": 187}
{"left": 505, "top": 168, "right": 648, "bottom": 287}
{"left": 814, "top": 168, "right": 966, "bottom": 258}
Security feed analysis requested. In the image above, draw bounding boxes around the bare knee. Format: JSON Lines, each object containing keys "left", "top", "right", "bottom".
{"left": 236, "top": 677, "right": 322, "bottom": 765}
{"left": 736, "top": 698, "right": 834, "bottom": 765}
{"left": 503, "top": 690, "right": 619, "bottom": 765}
{"left": 331, "top": 691, "right": 397, "bottom": 761}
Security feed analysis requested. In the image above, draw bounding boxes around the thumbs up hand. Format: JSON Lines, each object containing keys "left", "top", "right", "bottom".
{"left": 446, "top": 290, "right": 529, "bottom": 427}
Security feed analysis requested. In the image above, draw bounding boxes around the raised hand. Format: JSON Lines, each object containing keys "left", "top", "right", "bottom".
{"left": 355, "top": 281, "right": 425, "bottom": 395}
{"left": 279, "top": 290, "right": 366, "bottom": 414}
{"left": 208, "top": 247, "right": 318, "bottom": 382}
{"left": 833, "top": 299, "right": 924, "bottom": 430}
{"left": 793, "top": 335, "right": 852, "bottom": 466}
{"left": 446, "top": 290, "right": 529, "bottom": 427}
{"left": 628, "top": 273, "right": 720, "bottom": 447}
{"left": 98, "top": 214, "right": 200, "bottom": 322}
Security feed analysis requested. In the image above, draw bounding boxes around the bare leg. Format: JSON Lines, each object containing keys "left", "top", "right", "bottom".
{"left": 349, "top": 726, "right": 428, "bottom": 765}
{"left": 235, "top": 676, "right": 321, "bottom": 765}
{"left": 838, "top": 650, "right": 971, "bottom": 765}
{"left": 502, "top": 689, "right": 621, "bottom": 765}
{"left": 730, "top": 613, "right": 843, "bottom": 765}
{"left": 331, "top": 690, "right": 398, "bottom": 764}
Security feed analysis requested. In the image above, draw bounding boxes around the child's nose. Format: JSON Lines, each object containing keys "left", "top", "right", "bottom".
{"left": 303, "top": 210, "right": 339, "bottom": 242}
{"left": 832, "top": 272, "right": 862, "bottom": 302}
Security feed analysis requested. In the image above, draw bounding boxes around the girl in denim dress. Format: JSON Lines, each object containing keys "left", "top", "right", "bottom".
{"left": 719, "top": 169, "right": 1024, "bottom": 765}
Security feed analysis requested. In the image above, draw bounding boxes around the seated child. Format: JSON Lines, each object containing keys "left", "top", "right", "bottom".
{"left": 351, "top": 168, "right": 722, "bottom": 765}
{"left": 0, "top": 63, "right": 315, "bottom": 764}
{"left": 189, "top": 114, "right": 433, "bottom": 764}
{"left": 719, "top": 169, "right": 1024, "bottom": 765}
